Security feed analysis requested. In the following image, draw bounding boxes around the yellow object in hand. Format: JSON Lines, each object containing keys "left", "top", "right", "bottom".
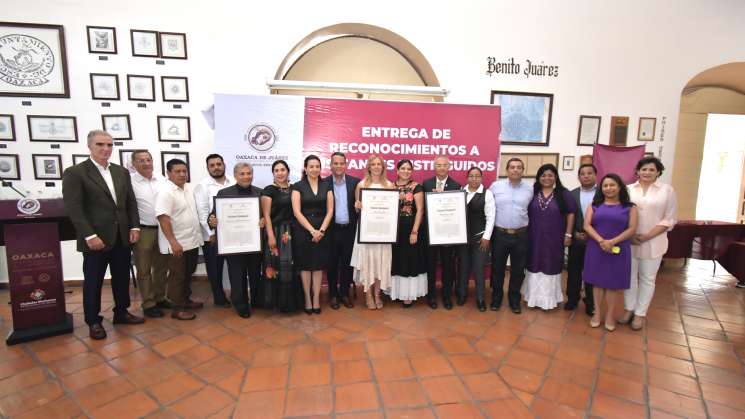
{"left": 611, "top": 246, "right": 621, "bottom": 254}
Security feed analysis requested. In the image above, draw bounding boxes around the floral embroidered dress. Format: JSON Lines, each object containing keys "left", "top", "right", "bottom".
{"left": 388, "top": 181, "right": 428, "bottom": 300}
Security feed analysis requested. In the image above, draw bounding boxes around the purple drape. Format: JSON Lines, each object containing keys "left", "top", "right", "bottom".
{"left": 593, "top": 144, "right": 646, "bottom": 185}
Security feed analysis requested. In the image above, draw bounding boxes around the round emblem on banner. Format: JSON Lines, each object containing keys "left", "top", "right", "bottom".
{"left": 245, "top": 124, "right": 277, "bottom": 152}
{"left": 38, "top": 273, "right": 51, "bottom": 283}
{"left": 0, "top": 34, "right": 55, "bottom": 87}
{"left": 17, "top": 198, "right": 41, "bottom": 215}
{"left": 30, "top": 289, "right": 46, "bottom": 301}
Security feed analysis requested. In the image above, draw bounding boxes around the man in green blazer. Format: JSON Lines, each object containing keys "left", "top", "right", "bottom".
{"left": 62, "top": 130, "right": 144, "bottom": 339}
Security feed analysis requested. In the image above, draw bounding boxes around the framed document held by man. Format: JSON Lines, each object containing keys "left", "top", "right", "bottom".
{"left": 214, "top": 196, "right": 261, "bottom": 255}
{"left": 358, "top": 188, "right": 399, "bottom": 244}
{"left": 425, "top": 190, "right": 468, "bottom": 246}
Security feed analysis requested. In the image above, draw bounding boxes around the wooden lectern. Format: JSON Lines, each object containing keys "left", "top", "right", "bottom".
{"left": 0, "top": 198, "right": 75, "bottom": 345}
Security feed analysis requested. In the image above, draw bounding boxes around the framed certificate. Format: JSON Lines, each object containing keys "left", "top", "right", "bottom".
{"left": 425, "top": 190, "right": 468, "bottom": 246}
{"left": 357, "top": 188, "right": 399, "bottom": 244}
{"left": 214, "top": 196, "right": 261, "bottom": 255}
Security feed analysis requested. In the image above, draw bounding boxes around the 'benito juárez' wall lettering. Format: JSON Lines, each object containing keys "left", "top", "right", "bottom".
{"left": 486, "top": 57, "right": 559, "bottom": 78}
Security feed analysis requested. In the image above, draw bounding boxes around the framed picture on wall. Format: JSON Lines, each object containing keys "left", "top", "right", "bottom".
{"left": 118, "top": 149, "right": 136, "bottom": 173}
{"left": 102, "top": 114, "right": 131, "bottom": 140}
{"left": 638, "top": 117, "right": 657, "bottom": 141}
{"left": 0, "top": 115, "right": 16, "bottom": 141}
{"left": 498, "top": 153, "right": 559, "bottom": 178}
{"left": 127, "top": 74, "right": 155, "bottom": 101}
{"left": 159, "top": 32, "right": 187, "bottom": 59}
{"left": 562, "top": 156, "right": 575, "bottom": 171}
{"left": 577, "top": 115, "right": 601, "bottom": 146}
{"left": 0, "top": 22, "right": 70, "bottom": 98}
{"left": 86, "top": 26, "right": 117, "bottom": 54}
{"left": 89, "top": 73, "right": 120, "bottom": 100}
{"left": 130, "top": 29, "right": 159, "bottom": 57}
{"left": 72, "top": 154, "right": 89, "bottom": 166}
{"left": 490, "top": 90, "right": 553, "bottom": 146}
{"left": 161, "top": 76, "right": 189, "bottom": 102}
{"left": 0, "top": 154, "right": 20, "bottom": 180}
{"left": 157, "top": 116, "right": 191, "bottom": 142}
{"left": 32, "top": 154, "right": 62, "bottom": 180}
{"left": 27, "top": 115, "right": 78, "bottom": 142}
{"left": 161, "top": 151, "right": 190, "bottom": 181}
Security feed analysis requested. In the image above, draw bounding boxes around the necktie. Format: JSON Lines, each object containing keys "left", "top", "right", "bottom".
{"left": 436, "top": 180, "right": 444, "bottom": 192}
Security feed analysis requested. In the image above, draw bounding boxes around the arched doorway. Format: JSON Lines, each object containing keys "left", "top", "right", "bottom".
{"left": 271, "top": 23, "right": 442, "bottom": 102}
{"left": 671, "top": 62, "right": 745, "bottom": 222}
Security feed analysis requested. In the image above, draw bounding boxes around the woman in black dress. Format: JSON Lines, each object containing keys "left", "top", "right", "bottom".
{"left": 291, "top": 155, "right": 334, "bottom": 314}
{"left": 261, "top": 160, "right": 298, "bottom": 312}
{"left": 389, "top": 159, "right": 427, "bottom": 308}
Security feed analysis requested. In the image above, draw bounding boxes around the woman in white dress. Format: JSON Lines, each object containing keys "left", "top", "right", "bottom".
{"left": 351, "top": 154, "right": 395, "bottom": 309}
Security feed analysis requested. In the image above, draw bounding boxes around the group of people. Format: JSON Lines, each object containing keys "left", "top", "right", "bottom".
{"left": 62, "top": 129, "right": 676, "bottom": 341}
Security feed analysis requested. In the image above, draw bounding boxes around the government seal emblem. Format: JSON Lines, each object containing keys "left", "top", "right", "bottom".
{"left": 245, "top": 123, "right": 277, "bottom": 152}
{"left": 17, "top": 198, "right": 41, "bottom": 215}
{"left": 30, "top": 289, "right": 46, "bottom": 301}
{"left": 0, "top": 34, "right": 55, "bottom": 87}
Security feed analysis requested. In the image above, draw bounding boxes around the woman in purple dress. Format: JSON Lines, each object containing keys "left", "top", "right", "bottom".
{"left": 583, "top": 174, "right": 638, "bottom": 331}
{"left": 522, "top": 164, "right": 576, "bottom": 310}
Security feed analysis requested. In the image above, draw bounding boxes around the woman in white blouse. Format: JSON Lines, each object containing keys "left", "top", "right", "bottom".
{"left": 620, "top": 157, "right": 677, "bottom": 330}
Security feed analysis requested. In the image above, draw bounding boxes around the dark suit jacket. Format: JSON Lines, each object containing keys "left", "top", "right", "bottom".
{"left": 324, "top": 174, "right": 360, "bottom": 226}
{"left": 62, "top": 159, "right": 139, "bottom": 252}
{"left": 571, "top": 186, "right": 596, "bottom": 242}
{"left": 422, "top": 176, "right": 462, "bottom": 194}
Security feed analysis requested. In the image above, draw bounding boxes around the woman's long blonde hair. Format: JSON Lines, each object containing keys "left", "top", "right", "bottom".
{"left": 362, "top": 154, "right": 393, "bottom": 188}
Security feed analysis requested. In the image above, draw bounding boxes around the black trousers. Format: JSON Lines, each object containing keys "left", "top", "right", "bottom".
{"left": 327, "top": 223, "right": 355, "bottom": 300}
{"left": 566, "top": 242, "right": 594, "bottom": 308}
{"left": 202, "top": 242, "right": 228, "bottom": 304}
{"left": 226, "top": 253, "right": 262, "bottom": 313}
{"left": 427, "top": 245, "right": 457, "bottom": 301}
{"left": 490, "top": 230, "right": 529, "bottom": 307}
{"left": 82, "top": 236, "right": 131, "bottom": 325}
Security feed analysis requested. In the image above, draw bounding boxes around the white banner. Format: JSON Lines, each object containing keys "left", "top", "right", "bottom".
{"left": 214, "top": 94, "right": 305, "bottom": 187}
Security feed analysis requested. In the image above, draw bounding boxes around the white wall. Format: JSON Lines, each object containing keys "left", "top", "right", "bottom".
{"left": 2, "top": 0, "right": 745, "bottom": 281}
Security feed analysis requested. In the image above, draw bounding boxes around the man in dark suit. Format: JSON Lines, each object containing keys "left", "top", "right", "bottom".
{"left": 422, "top": 155, "right": 462, "bottom": 310}
{"left": 566, "top": 163, "right": 597, "bottom": 315}
{"left": 208, "top": 162, "right": 263, "bottom": 318}
{"left": 324, "top": 152, "right": 360, "bottom": 309}
{"left": 62, "top": 130, "right": 144, "bottom": 340}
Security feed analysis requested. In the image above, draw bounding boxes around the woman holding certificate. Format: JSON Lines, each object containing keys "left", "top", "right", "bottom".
{"left": 261, "top": 160, "right": 298, "bottom": 313}
{"left": 291, "top": 155, "right": 334, "bottom": 315}
{"left": 351, "top": 155, "right": 395, "bottom": 310}
{"left": 389, "top": 159, "right": 427, "bottom": 308}
{"left": 522, "top": 164, "right": 577, "bottom": 310}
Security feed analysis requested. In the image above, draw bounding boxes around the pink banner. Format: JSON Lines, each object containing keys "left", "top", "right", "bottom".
{"left": 303, "top": 98, "right": 501, "bottom": 186}
{"left": 593, "top": 144, "right": 646, "bottom": 185}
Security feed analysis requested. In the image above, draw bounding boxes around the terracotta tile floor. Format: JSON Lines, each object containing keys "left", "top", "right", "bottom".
{"left": 1, "top": 259, "right": 745, "bottom": 418}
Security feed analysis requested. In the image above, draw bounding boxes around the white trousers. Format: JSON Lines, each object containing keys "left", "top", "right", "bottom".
{"left": 624, "top": 256, "right": 662, "bottom": 316}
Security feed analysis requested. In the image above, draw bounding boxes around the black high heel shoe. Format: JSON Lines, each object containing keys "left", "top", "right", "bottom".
{"left": 304, "top": 307, "right": 313, "bottom": 315}
{"left": 313, "top": 307, "right": 321, "bottom": 314}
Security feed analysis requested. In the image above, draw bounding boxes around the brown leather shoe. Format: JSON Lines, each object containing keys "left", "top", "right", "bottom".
{"left": 113, "top": 311, "right": 145, "bottom": 325}
{"left": 89, "top": 323, "right": 107, "bottom": 340}
{"left": 172, "top": 310, "right": 196, "bottom": 320}
{"left": 185, "top": 300, "right": 204, "bottom": 310}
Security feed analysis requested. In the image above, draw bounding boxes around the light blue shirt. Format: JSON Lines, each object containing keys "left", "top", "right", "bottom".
{"left": 333, "top": 176, "right": 349, "bottom": 224}
{"left": 489, "top": 179, "right": 532, "bottom": 229}
{"left": 579, "top": 185, "right": 596, "bottom": 219}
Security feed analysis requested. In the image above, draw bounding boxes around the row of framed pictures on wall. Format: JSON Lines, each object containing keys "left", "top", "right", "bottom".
{"left": 0, "top": 115, "right": 191, "bottom": 143}
{"left": 87, "top": 26, "right": 187, "bottom": 59}
{"left": 489, "top": 90, "right": 658, "bottom": 146}
{"left": 0, "top": 151, "right": 190, "bottom": 181}
{"left": 90, "top": 74, "right": 189, "bottom": 102}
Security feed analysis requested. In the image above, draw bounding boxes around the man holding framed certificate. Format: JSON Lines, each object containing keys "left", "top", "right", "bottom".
{"left": 422, "top": 155, "right": 463, "bottom": 310}
{"left": 208, "top": 162, "right": 263, "bottom": 318}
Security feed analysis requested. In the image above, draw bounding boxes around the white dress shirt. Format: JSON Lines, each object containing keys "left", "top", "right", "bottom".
{"left": 463, "top": 184, "right": 496, "bottom": 240}
{"left": 194, "top": 175, "right": 234, "bottom": 241}
{"left": 131, "top": 171, "right": 165, "bottom": 226}
{"left": 90, "top": 158, "right": 117, "bottom": 204}
{"left": 156, "top": 180, "right": 202, "bottom": 254}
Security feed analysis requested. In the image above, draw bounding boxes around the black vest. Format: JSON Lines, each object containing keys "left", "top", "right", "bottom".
{"left": 466, "top": 191, "right": 486, "bottom": 239}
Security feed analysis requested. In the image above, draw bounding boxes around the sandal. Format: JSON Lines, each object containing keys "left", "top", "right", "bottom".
{"left": 630, "top": 316, "right": 645, "bottom": 331}
{"left": 604, "top": 319, "right": 616, "bottom": 332}
{"left": 366, "top": 292, "right": 377, "bottom": 310}
{"left": 375, "top": 291, "right": 384, "bottom": 309}
{"left": 618, "top": 310, "right": 634, "bottom": 325}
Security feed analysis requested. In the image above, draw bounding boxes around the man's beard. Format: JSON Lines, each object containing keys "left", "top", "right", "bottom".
{"left": 209, "top": 170, "right": 225, "bottom": 179}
